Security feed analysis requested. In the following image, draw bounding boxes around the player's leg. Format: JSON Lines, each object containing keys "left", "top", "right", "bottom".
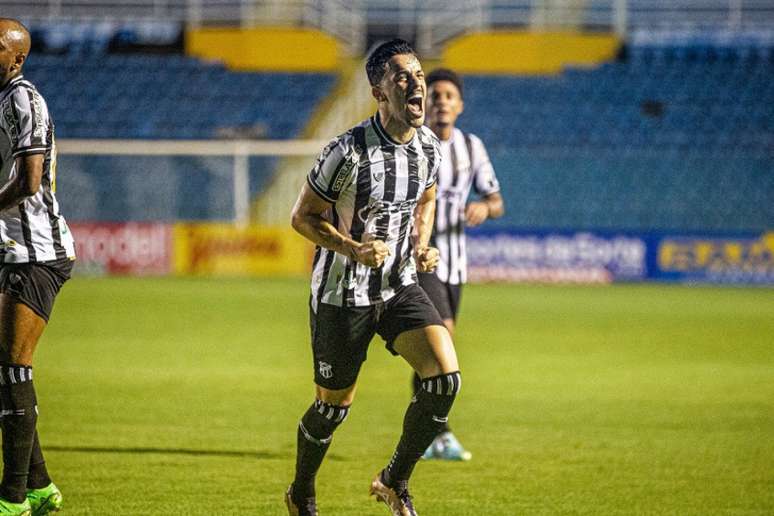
{"left": 0, "top": 261, "right": 71, "bottom": 515}
{"left": 287, "top": 382, "right": 356, "bottom": 516}
{"left": 413, "top": 273, "right": 455, "bottom": 397}
{"left": 424, "top": 281, "right": 470, "bottom": 461}
{"left": 0, "top": 294, "right": 46, "bottom": 514}
{"left": 370, "top": 285, "right": 461, "bottom": 513}
{"left": 287, "top": 303, "right": 374, "bottom": 515}
{"left": 414, "top": 275, "right": 471, "bottom": 461}
{"left": 385, "top": 325, "right": 460, "bottom": 478}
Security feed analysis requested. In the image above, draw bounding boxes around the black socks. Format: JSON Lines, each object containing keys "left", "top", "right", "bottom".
{"left": 412, "top": 371, "right": 451, "bottom": 434}
{"left": 0, "top": 365, "right": 38, "bottom": 503}
{"left": 27, "top": 431, "right": 51, "bottom": 490}
{"left": 292, "top": 399, "right": 350, "bottom": 500}
{"left": 385, "top": 371, "right": 461, "bottom": 486}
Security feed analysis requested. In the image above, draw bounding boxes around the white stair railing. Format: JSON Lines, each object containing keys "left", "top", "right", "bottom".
{"left": 8, "top": 1, "right": 774, "bottom": 56}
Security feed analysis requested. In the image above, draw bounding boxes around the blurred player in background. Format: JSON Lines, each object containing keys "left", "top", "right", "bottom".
{"left": 0, "top": 18, "right": 75, "bottom": 516}
{"left": 415, "top": 68, "right": 504, "bottom": 462}
{"left": 286, "top": 39, "right": 460, "bottom": 516}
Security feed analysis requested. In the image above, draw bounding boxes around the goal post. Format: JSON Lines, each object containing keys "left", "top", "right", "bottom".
{"left": 56, "top": 138, "right": 328, "bottom": 225}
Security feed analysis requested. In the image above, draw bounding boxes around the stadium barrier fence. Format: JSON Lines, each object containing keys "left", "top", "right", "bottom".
{"left": 67, "top": 222, "right": 774, "bottom": 285}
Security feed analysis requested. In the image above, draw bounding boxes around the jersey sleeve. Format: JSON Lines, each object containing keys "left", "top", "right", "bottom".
{"left": 306, "top": 135, "right": 357, "bottom": 203}
{"left": 425, "top": 134, "right": 441, "bottom": 189}
{"left": 469, "top": 135, "right": 500, "bottom": 196}
{"left": 10, "top": 88, "right": 50, "bottom": 157}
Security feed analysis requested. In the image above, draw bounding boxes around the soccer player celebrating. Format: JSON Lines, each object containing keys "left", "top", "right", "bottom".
{"left": 0, "top": 19, "right": 75, "bottom": 515}
{"left": 286, "top": 39, "right": 460, "bottom": 516}
{"left": 416, "top": 68, "right": 504, "bottom": 461}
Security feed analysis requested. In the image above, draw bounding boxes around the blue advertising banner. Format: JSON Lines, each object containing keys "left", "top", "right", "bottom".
{"left": 466, "top": 229, "right": 648, "bottom": 284}
{"left": 466, "top": 229, "right": 774, "bottom": 285}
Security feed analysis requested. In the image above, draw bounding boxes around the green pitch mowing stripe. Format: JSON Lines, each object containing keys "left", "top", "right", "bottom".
{"left": 32, "top": 278, "right": 774, "bottom": 515}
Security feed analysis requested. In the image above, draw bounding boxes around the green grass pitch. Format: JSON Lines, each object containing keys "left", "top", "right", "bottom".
{"left": 32, "top": 277, "right": 774, "bottom": 515}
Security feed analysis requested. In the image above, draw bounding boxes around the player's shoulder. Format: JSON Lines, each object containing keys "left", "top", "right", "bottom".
{"left": 318, "top": 123, "right": 366, "bottom": 164}
{"left": 5, "top": 77, "right": 44, "bottom": 102}
{"left": 3, "top": 77, "right": 48, "bottom": 115}
{"left": 417, "top": 125, "right": 441, "bottom": 149}
{"left": 458, "top": 128, "right": 485, "bottom": 148}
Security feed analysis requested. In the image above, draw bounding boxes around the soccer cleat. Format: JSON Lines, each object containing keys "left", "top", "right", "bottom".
{"left": 26, "top": 483, "right": 62, "bottom": 515}
{"left": 422, "top": 432, "right": 472, "bottom": 461}
{"left": 0, "top": 496, "right": 31, "bottom": 515}
{"left": 369, "top": 472, "right": 417, "bottom": 516}
{"left": 284, "top": 484, "right": 319, "bottom": 516}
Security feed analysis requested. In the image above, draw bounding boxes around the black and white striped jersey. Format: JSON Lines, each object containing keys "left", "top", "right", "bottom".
{"left": 431, "top": 128, "right": 500, "bottom": 285}
{"left": 307, "top": 113, "right": 441, "bottom": 310}
{"left": 0, "top": 75, "right": 75, "bottom": 263}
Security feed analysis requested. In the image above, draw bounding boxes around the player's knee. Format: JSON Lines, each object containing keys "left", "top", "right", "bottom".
{"left": 316, "top": 382, "right": 357, "bottom": 406}
{"left": 298, "top": 399, "right": 351, "bottom": 446}
{"left": 443, "top": 318, "right": 455, "bottom": 336}
{"left": 417, "top": 370, "right": 461, "bottom": 420}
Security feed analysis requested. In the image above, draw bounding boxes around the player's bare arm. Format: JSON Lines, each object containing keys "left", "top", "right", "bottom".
{"left": 291, "top": 182, "right": 390, "bottom": 268}
{"left": 0, "top": 153, "right": 43, "bottom": 212}
{"left": 465, "top": 191, "right": 505, "bottom": 227}
{"left": 413, "top": 183, "right": 440, "bottom": 272}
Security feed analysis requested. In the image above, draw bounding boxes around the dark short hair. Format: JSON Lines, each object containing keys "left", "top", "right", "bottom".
{"left": 426, "top": 68, "right": 463, "bottom": 98}
{"left": 365, "top": 38, "right": 417, "bottom": 86}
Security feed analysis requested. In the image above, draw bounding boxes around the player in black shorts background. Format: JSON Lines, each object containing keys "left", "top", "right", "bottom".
{"left": 416, "top": 68, "right": 505, "bottom": 462}
{"left": 0, "top": 19, "right": 75, "bottom": 515}
{"left": 285, "top": 39, "right": 459, "bottom": 516}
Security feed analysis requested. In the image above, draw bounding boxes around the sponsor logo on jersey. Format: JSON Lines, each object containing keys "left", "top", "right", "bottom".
{"left": 31, "top": 93, "right": 45, "bottom": 141}
{"left": 357, "top": 198, "right": 416, "bottom": 224}
{"left": 331, "top": 157, "right": 356, "bottom": 192}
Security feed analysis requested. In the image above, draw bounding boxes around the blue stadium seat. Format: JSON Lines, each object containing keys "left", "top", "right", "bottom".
{"left": 24, "top": 54, "right": 336, "bottom": 140}
{"left": 459, "top": 46, "right": 773, "bottom": 232}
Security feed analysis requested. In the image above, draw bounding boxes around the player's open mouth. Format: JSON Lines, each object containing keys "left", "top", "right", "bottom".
{"left": 407, "top": 94, "right": 424, "bottom": 118}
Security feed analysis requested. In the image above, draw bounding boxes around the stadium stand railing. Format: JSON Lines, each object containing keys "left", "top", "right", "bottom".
{"left": 12, "top": 1, "right": 774, "bottom": 55}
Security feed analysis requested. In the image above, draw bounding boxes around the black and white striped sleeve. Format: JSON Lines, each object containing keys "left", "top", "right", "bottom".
{"left": 426, "top": 134, "right": 441, "bottom": 189}
{"left": 10, "top": 88, "right": 50, "bottom": 157}
{"left": 306, "top": 135, "right": 356, "bottom": 203}
{"left": 470, "top": 135, "right": 500, "bottom": 196}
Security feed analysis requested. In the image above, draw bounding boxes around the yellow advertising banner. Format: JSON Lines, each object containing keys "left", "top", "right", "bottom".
{"left": 658, "top": 232, "right": 774, "bottom": 272}
{"left": 443, "top": 32, "right": 620, "bottom": 75}
{"left": 173, "top": 223, "right": 313, "bottom": 277}
{"left": 185, "top": 27, "right": 340, "bottom": 72}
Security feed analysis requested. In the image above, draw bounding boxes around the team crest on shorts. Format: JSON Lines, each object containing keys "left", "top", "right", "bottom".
{"left": 318, "top": 361, "right": 333, "bottom": 379}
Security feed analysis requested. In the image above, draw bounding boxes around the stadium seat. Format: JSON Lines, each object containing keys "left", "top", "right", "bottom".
{"left": 24, "top": 54, "right": 335, "bottom": 141}
{"left": 461, "top": 45, "right": 773, "bottom": 232}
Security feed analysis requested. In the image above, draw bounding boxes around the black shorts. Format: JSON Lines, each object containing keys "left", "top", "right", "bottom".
{"left": 0, "top": 258, "right": 74, "bottom": 322}
{"left": 309, "top": 283, "right": 445, "bottom": 390}
{"left": 417, "top": 272, "right": 462, "bottom": 322}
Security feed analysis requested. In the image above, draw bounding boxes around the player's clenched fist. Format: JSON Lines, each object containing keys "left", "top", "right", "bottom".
{"left": 465, "top": 201, "right": 489, "bottom": 226}
{"left": 414, "top": 246, "right": 439, "bottom": 272}
{"left": 351, "top": 240, "right": 391, "bottom": 268}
